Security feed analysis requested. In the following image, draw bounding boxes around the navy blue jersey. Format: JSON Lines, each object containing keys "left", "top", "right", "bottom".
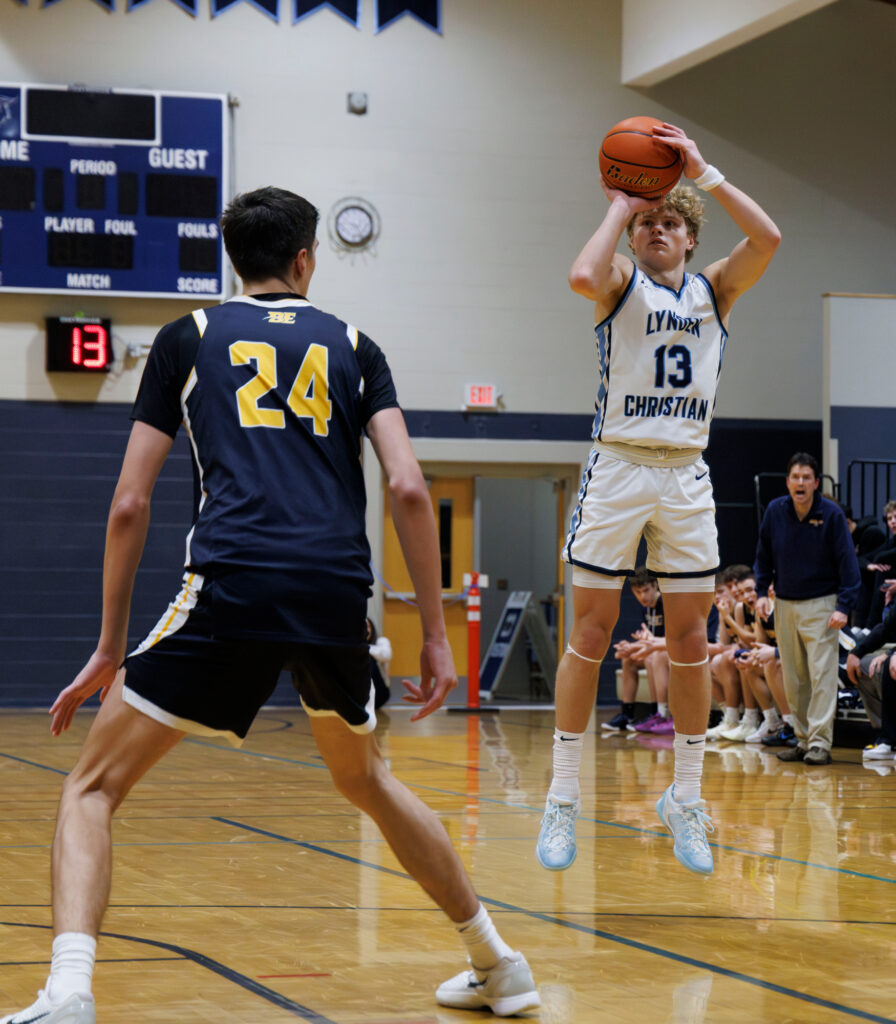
{"left": 643, "top": 594, "right": 665, "bottom": 638}
{"left": 759, "top": 606, "right": 776, "bottom": 642}
{"left": 131, "top": 292, "right": 399, "bottom": 643}
{"left": 706, "top": 603, "right": 720, "bottom": 644}
{"left": 742, "top": 603, "right": 756, "bottom": 630}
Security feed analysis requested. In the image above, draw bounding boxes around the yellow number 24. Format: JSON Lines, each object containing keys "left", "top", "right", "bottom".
{"left": 229, "top": 340, "right": 332, "bottom": 437}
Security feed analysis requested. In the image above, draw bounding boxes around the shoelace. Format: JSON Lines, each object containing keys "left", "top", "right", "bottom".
{"left": 543, "top": 804, "right": 577, "bottom": 851}
{"left": 678, "top": 805, "right": 715, "bottom": 851}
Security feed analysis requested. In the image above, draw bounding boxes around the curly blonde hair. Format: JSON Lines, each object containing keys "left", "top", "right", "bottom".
{"left": 626, "top": 184, "right": 705, "bottom": 263}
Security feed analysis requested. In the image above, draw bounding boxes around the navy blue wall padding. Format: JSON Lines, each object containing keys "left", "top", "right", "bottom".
{"left": 0, "top": 399, "right": 820, "bottom": 708}
{"left": 0, "top": 400, "right": 194, "bottom": 709}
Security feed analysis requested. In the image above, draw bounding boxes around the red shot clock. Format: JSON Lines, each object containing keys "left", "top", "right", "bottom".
{"left": 45, "top": 316, "right": 112, "bottom": 372}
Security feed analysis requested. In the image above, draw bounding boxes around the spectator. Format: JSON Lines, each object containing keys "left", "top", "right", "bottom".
{"left": 608, "top": 567, "right": 671, "bottom": 734}
{"left": 706, "top": 566, "right": 750, "bottom": 739}
{"left": 858, "top": 652, "right": 896, "bottom": 763}
{"left": 755, "top": 453, "right": 861, "bottom": 765}
{"left": 723, "top": 572, "right": 784, "bottom": 742}
{"left": 844, "top": 505, "right": 886, "bottom": 560}
{"left": 855, "top": 500, "right": 896, "bottom": 628}
{"left": 845, "top": 603, "right": 896, "bottom": 759}
{"left": 749, "top": 582, "right": 798, "bottom": 747}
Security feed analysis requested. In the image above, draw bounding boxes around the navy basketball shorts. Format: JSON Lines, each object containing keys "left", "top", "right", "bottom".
{"left": 562, "top": 450, "right": 719, "bottom": 592}
{"left": 122, "top": 572, "right": 376, "bottom": 747}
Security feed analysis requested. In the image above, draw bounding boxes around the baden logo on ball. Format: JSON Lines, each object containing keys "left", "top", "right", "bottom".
{"left": 599, "top": 116, "right": 682, "bottom": 200}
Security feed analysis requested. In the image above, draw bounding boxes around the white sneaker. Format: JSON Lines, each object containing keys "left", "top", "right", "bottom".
{"left": 705, "top": 719, "right": 737, "bottom": 741}
{"left": 862, "top": 742, "right": 896, "bottom": 761}
{"left": 1, "top": 991, "right": 95, "bottom": 1024}
{"left": 745, "top": 718, "right": 780, "bottom": 743}
{"left": 720, "top": 719, "right": 756, "bottom": 742}
{"left": 436, "top": 953, "right": 540, "bottom": 1016}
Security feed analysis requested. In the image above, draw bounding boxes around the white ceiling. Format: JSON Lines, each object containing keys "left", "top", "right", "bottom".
{"left": 630, "top": 0, "right": 896, "bottom": 229}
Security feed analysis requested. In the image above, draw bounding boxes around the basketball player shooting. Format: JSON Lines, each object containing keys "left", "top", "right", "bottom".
{"left": 535, "top": 122, "right": 780, "bottom": 875}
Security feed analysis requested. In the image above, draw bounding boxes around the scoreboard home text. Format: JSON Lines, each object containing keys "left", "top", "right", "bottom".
{"left": 0, "top": 83, "right": 229, "bottom": 299}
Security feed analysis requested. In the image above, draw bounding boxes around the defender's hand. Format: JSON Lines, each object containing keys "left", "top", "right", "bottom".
{"left": 50, "top": 650, "right": 120, "bottom": 736}
{"left": 401, "top": 638, "right": 458, "bottom": 721}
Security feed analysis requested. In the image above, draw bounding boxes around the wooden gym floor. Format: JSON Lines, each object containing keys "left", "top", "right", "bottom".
{"left": 1, "top": 705, "right": 895, "bottom": 1023}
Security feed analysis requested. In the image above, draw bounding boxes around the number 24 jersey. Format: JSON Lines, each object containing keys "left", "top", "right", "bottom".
{"left": 131, "top": 293, "right": 399, "bottom": 640}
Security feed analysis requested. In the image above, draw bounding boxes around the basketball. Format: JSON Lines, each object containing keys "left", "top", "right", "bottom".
{"left": 599, "top": 116, "right": 682, "bottom": 200}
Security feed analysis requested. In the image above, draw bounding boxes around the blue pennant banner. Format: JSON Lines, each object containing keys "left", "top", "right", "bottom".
{"left": 211, "top": 0, "right": 278, "bottom": 19}
{"left": 128, "top": 0, "right": 198, "bottom": 14}
{"left": 294, "top": 0, "right": 358, "bottom": 25}
{"left": 42, "top": 0, "right": 115, "bottom": 8}
{"left": 24, "top": 0, "right": 442, "bottom": 26}
{"left": 375, "top": 0, "right": 440, "bottom": 33}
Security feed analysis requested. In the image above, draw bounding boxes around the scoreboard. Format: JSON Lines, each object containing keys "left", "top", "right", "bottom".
{"left": 0, "top": 83, "right": 230, "bottom": 299}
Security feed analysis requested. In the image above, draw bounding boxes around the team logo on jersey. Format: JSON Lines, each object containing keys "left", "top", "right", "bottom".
{"left": 265, "top": 311, "right": 297, "bottom": 324}
{"left": 624, "top": 394, "right": 710, "bottom": 422}
{"left": 645, "top": 310, "right": 702, "bottom": 338}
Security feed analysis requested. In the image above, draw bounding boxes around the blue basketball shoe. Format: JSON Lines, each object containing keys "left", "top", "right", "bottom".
{"left": 535, "top": 796, "right": 579, "bottom": 870}
{"left": 656, "top": 785, "right": 714, "bottom": 875}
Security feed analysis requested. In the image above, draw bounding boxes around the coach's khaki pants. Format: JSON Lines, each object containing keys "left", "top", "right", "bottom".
{"left": 775, "top": 595, "right": 839, "bottom": 752}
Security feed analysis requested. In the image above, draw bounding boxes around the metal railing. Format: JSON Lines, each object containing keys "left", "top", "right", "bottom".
{"left": 845, "top": 460, "right": 896, "bottom": 521}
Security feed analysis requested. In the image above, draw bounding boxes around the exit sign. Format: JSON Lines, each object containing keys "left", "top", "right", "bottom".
{"left": 464, "top": 383, "right": 499, "bottom": 410}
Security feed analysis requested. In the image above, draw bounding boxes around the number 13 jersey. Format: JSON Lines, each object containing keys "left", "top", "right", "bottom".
{"left": 592, "top": 267, "right": 727, "bottom": 451}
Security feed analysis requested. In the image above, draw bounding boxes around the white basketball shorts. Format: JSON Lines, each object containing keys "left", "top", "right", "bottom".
{"left": 562, "top": 450, "right": 719, "bottom": 591}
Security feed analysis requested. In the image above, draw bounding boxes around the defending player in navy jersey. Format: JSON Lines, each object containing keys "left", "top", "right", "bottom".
{"left": 536, "top": 124, "right": 780, "bottom": 876}
{"left": 3, "top": 188, "right": 538, "bottom": 1024}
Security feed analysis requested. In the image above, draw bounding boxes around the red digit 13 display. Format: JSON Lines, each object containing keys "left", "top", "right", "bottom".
{"left": 45, "top": 317, "right": 112, "bottom": 373}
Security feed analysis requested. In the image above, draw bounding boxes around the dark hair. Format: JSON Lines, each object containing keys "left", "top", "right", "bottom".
{"left": 786, "top": 452, "right": 820, "bottom": 478}
{"left": 721, "top": 564, "right": 753, "bottom": 583}
{"left": 630, "top": 566, "right": 658, "bottom": 588}
{"left": 221, "top": 186, "right": 319, "bottom": 282}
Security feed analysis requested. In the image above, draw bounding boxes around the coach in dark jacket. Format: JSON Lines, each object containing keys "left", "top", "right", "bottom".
{"left": 755, "top": 453, "right": 861, "bottom": 765}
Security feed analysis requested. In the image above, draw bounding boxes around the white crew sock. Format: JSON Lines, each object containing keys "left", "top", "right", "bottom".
{"left": 672, "top": 732, "right": 706, "bottom": 805}
{"left": 742, "top": 708, "right": 761, "bottom": 728}
{"left": 657, "top": 702, "right": 669, "bottom": 718}
{"left": 548, "top": 728, "right": 585, "bottom": 803}
{"left": 722, "top": 706, "right": 740, "bottom": 726}
{"left": 47, "top": 932, "right": 96, "bottom": 1002}
{"left": 455, "top": 904, "right": 515, "bottom": 972}
{"left": 783, "top": 713, "right": 796, "bottom": 727}
{"left": 762, "top": 706, "right": 782, "bottom": 726}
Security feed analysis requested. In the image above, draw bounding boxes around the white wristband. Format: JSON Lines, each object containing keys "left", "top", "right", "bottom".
{"left": 693, "top": 164, "right": 725, "bottom": 191}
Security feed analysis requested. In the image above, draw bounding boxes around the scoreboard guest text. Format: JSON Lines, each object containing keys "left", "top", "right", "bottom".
{"left": 0, "top": 83, "right": 230, "bottom": 299}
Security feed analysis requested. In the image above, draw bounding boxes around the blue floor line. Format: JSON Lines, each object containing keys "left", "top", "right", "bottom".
{"left": 213, "top": 816, "right": 896, "bottom": 1024}
{"left": 0, "top": 921, "right": 336, "bottom": 1022}
{"left": 4, "top": 743, "right": 895, "bottom": 886}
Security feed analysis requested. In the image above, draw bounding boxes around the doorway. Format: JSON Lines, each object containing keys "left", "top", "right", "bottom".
{"left": 382, "top": 476, "right": 474, "bottom": 678}
{"left": 380, "top": 471, "right": 572, "bottom": 687}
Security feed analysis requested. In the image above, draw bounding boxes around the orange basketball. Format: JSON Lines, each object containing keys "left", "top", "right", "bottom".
{"left": 599, "top": 116, "right": 682, "bottom": 200}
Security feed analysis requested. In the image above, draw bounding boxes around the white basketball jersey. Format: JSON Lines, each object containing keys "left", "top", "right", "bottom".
{"left": 591, "top": 267, "right": 727, "bottom": 450}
